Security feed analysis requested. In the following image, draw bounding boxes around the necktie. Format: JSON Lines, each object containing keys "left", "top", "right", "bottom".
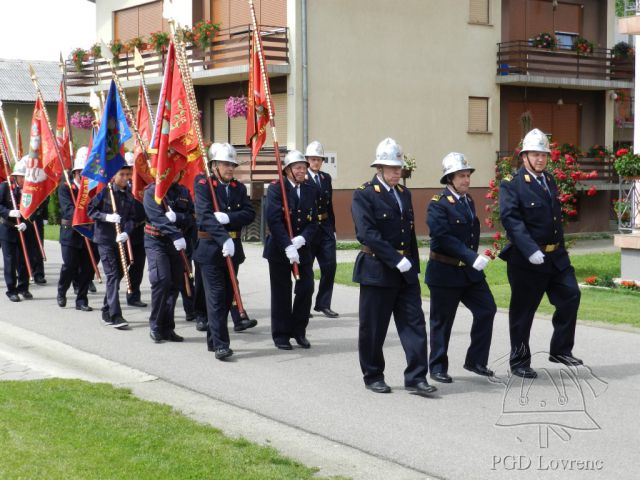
{"left": 314, "top": 174, "right": 321, "bottom": 188}
{"left": 462, "top": 196, "right": 474, "bottom": 220}
{"left": 537, "top": 176, "right": 551, "bottom": 197}
{"left": 391, "top": 188, "right": 402, "bottom": 213}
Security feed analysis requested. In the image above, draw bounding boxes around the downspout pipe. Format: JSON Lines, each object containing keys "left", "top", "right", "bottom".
{"left": 301, "top": 0, "right": 308, "bottom": 147}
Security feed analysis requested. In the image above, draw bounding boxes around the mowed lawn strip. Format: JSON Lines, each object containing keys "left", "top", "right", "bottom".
{"left": 325, "top": 252, "right": 640, "bottom": 328}
{"left": 0, "top": 379, "right": 347, "bottom": 480}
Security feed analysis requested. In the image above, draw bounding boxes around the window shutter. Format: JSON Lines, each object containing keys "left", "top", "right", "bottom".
{"left": 469, "top": 0, "right": 489, "bottom": 25}
{"left": 113, "top": 7, "right": 138, "bottom": 42}
{"left": 138, "top": 1, "right": 163, "bottom": 38}
{"left": 213, "top": 99, "right": 229, "bottom": 143}
{"left": 468, "top": 97, "right": 489, "bottom": 133}
{"left": 260, "top": 0, "right": 287, "bottom": 26}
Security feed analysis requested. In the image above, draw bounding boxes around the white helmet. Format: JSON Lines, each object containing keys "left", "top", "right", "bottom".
{"left": 371, "top": 137, "right": 403, "bottom": 167}
{"left": 283, "top": 149, "right": 308, "bottom": 169}
{"left": 440, "top": 152, "right": 474, "bottom": 184}
{"left": 208, "top": 142, "right": 238, "bottom": 165}
{"left": 11, "top": 157, "right": 27, "bottom": 176}
{"left": 520, "top": 128, "right": 551, "bottom": 154}
{"left": 124, "top": 151, "right": 135, "bottom": 167}
{"left": 304, "top": 140, "right": 326, "bottom": 159}
{"left": 73, "top": 146, "right": 89, "bottom": 171}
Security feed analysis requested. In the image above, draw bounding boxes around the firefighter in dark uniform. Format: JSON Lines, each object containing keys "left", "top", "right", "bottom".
{"left": 88, "top": 164, "right": 136, "bottom": 329}
{"left": 351, "top": 138, "right": 436, "bottom": 397}
{"left": 143, "top": 173, "right": 193, "bottom": 343}
{"left": 30, "top": 195, "right": 48, "bottom": 285}
{"left": 425, "top": 152, "right": 496, "bottom": 383}
{"left": 263, "top": 150, "right": 319, "bottom": 350}
{"left": 124, "top": 152, "right": 147, "bottom": 308}
{"left": 56, "top": 147, "right": 93, "bottom": 312}
{"left": 0, "top": 158, "right": 33, "bottom": 302}
{"left": 499, "top": 128, "right": 583, "bottom": 378}
{"left": 193, "top": 143, "right": 257, "bottom": 359}
{"left": 305, "top": 141, "right": 339, "bottom": 318}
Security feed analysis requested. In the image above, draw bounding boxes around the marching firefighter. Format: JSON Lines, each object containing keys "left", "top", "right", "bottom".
{"left": 56, "top": 146, "right": 94, "bottom": 312}
{"left": 263, "top": 150, "right": 319, "bottom": 350}
{"left": 193, "top": 143, "right": 256, "bottom": 359}
{"left": 425, "top": 152, "right": 496, "bottom": 383}
{"left": 88, "top": 163, "right": 136, "bottom": 329}
{"left": 305, "top": 141, "right": 339, "bottom": 318}
{"left": 499, "top": 128, "right": 583, "bottom": 378}
{"left": 0, "top": 158, "right": 33, "bottom": 301}
{"left": 143, "top": 172, "right": 194, "bottom": 343}
{"left": 351, "top": 138, "right": 436, "bottom": 396}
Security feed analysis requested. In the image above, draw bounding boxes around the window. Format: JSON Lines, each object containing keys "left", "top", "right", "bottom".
{"left": 469, "top": 0, "right": 489, "bottom": 25}
{"left": 555, "top": 31, "right": 579, "bottom": 50}
{"left": 468, "top": 97, "right": 489, "bottom": 133}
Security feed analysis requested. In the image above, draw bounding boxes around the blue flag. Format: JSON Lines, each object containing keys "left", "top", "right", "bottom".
{"left": 82, "top": 80, "right": 131, "bottom": 184}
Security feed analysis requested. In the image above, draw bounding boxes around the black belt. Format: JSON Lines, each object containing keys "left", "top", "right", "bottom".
{"left": 429, "top": 252, "right": 466, "bottom": 267}
{"left": 61, "top": 219, "right": 72, "bottom": 226}
{"left": 540, "top": 243, "right": 560, "bottom": 253}
{"left": 318, "top": 213, "right": 329, "bottom": 221}
{"left": 361, "top": 245, "right": 410, "bottom": 257}
{"left": 144, "top": 224, "right": 163, "bottom": 237}
{"left": 198, "top": 231, "right": 240, "bottom": 240}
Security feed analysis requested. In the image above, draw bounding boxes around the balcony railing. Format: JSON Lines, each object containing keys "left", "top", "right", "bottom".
{"left": 497, "top": 41, "right": 633, "bottom": 81}
{"left": 65, "top": 25, "right": 288, "bottom": 88}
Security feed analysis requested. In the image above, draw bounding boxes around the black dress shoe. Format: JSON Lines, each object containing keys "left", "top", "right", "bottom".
{"left": 165, "top": 331, "right": 184, "bottom": 342}
{"left": 34, "top": 277, "right": 47, "bottom": 285}
{"left": 88, "top": 282, "right": 97, "bottom": 293}
{"left": 365, "top": 380, "right": 391, "bottom": 393}
{"left": 214, "top": 347, "right": 233, "bottom": 360}
{"left": 315, "top": 307, "right": 339, "bottom": 318}
{"left": 20, "top": 291, "right": 33, "bottom": 300}
{"left": 57, "top": 295, "right": 67, "bottom": 308}
{"left": 234, "top": 318, "right": 258, "bottom": 332}
{"left": 196, "top": 320, "right": 208, "bottom": 332}
{"left": 127, "top": 300, "right": 147, "bottom": 308}
{"left": 430, "top": 372, "right": 453, "bottom": 383}
{"left": 464, "top": 363, "right": 495, "bottom": 377}
{"left": 8, "top": 293, "right": 21, "bottom": 302}
{"left": 75, "top": 304, "right": 93, "bottom": 312}
{"left": 549, "top": 354, "right": 583, "bottom": 366}
{"left": 111, "top": 316, "right": 129, "bottom": 329}
{"left": 294, "top": 336, "right": 311, "bottom": 348}
{"left": 512, "top": 366, "right": 538, "bottom": 378}
{"left": 275, "top": 340, "right": 293, "bottom": 350}
{"left": 308, "top": 313, "right": 313, "bottom": 318}
{"left": 406, "top": 381, "right": 438, "bottom": 396}
{"left": 149, "top": 331, "right": 164, "bottom": 343}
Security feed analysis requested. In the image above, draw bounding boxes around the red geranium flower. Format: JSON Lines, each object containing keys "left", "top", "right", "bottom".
{"left": 585, "top": 276, "right": 597, "bottom": 285}
{"left": 587, "top": 186, "right": 597, "bottom": 197}
{"left": 550, "top": 150, "right": 561, "bottom": 162}
{"left": 616, "top": 148, "right": 629, "bottom": 157}
{"left": 492, "top": 231, "right": 502, "bottom": 241}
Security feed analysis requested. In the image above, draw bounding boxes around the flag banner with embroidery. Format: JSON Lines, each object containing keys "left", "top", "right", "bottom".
{"left": 72, "top": 129, "right": 101, "bottom": 239}
{"left": 246, "top": 30, "right": 271, "bottom": 170}
{"left": 56, "top": 82, "right": 72, "bottom": 170}
{"left": 132, "top": 85, "right": 154, "bottom": 202}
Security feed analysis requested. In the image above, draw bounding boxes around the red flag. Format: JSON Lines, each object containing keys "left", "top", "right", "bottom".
{"left": 151, "top": 42, "right": 200, "bottom": 203}
{"left": 56, "top": 82, "right": 72, "bottom": 170}
{"left": 16, "top": 128, "right": 23, "bottom": 159}
{"left": 0, "top": 123, "right": 10, "bottom": 183}
{"left": 20, "top": 97, "right": 61, "bottom": 219}
{"left": 132, "top": 85, "right": 154, "bottom": 202}
{"left": 179, "top": 151, "right": 204, "bottom": 199}
{"left": 72, "top": 131, "right": 102, "bottom": 238}
{"left": 246, "top": 30, "right": 271, "bottom": 169}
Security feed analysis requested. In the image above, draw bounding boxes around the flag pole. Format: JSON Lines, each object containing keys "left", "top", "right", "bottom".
{"left": 28, "top": 65, "right": 102, "bottom": 283}
{"left": 247, "top": 0, "right": 299, "bottom": 279}
{"left": 108, "top": 182, "right": 133, "bottom": 294}
{"left": 0, "top": 105, "right": 33, "bottom": 281}
{"left": 168, "top": 21, "right": 249, "bottom": 317}
{"left": 59, "top": 52, "right": 75, "bottom": 162}
{"left": 14, "top": 110, "right": 20, "bottom": 160}
{"left": 133, "top": 47, "right": 154, "bottom": 121}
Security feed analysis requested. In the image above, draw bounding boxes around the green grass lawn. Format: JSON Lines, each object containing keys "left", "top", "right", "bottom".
{"left": 0, "top": 379, "right": 345, "bottom": 480}
{"left": 327, "top": 252, "right": 640, "bottom": 328}
{"left": 44, "top": 224, "right": 60, "bottom": 241}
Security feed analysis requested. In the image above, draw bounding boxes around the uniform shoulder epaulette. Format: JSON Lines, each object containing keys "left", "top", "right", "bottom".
{"left": 230, "top": 180, "right": 237, "bottom": 187}
{"left": 397, "top": 185, "right": 404, "bottom": 192}
{"left": 271, "top": 179, "right": 278, "bottom": 185}
{"left": 431, "top": 194, "right": 441, "bottom": 202}
{"left": 373, "top": 184, "right": 381, "bottom": 193}
{"left": 198, "top": 178, "right": 207, "bottom": 185}
{"left": 358, "top": 181, "right": 371, "bottom": 190}
{"left": 503, "top": 174, "right": 513, "bottom": 182}
{"left": 446, "top": 195, "right": 456, "bottom": 204}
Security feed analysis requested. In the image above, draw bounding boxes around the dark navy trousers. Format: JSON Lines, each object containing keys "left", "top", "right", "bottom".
{"left": 146, "top": 247, "right": 182, "bottom": 335}
{"left": 97, "top": 244, "right": 124, "bottom": 318}
{"left": 200, "top": 262, "right": 233, "bottom": 350}
{"left": 309, "top": 233, "right": 336, "bottom": 310}
{"left": 58, "top": 245, "right": 93, "bottom": 307}
{"left": 126, "top": 242, "right": 146, "bottom": 304}
{"left": 1, "top": 240, "right": 29, "bottom": 296}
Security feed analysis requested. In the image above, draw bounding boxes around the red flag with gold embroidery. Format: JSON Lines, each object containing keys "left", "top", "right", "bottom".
{"left": 151, "top": 42, "right": 200, "bottom": 203}
{"left": 56, "top": 82, "right": 72, "bottom": 170}
{"left": 132, "top": 85, "right": 154, "bottom": 202}
{"left": 246, "top": 30, "right": 271, "bottom": 170}
{"left": 16, "top": 127, "right": 24, "bottom": 159}
{"left": 20, "top": 97, "right": 61, "bottom": 219}
{"left": 0, "top": 123, "right": 10, "bottom": 183}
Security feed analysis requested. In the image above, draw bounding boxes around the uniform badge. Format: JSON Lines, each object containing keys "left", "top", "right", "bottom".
{"left": 503, "top": 174, "right": 513, "bottom": 182}
{"left": 374, "top": 185, "right": 381, "bottom": 193}
{"left": 211, "top": 180, "right": 218, "bottom": 187}
{"left": 524, "top": 174, "right": 531, "bottom": 183}
{"left": 446, "top": 195, "right": 455, "bottom": 204}
{"left": 431, "top": 194, "right": 441, "bottom": 202}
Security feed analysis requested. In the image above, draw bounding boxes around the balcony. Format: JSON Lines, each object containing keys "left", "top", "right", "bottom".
{"left": 65, "top": 25, "right": 289, "bottom": 94}
{"left": 496, "top": 41, "right": 634, "bottom": 90}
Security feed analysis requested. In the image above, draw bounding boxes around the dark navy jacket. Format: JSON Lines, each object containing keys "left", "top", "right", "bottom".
{"left": 88, "top": 184, "right": 136, "bottom": 246}
{"left": 58, "top": 182, "right": 86, "bottom": 248}
{"left": 33, "top": 197, "right": 49, "bottom": 223}
{"left": 0, "top": 182, "right": 30, "bottom": 244}
{"left": 143, "top": 182, "right": 194, "bottom": 253}
{"left": 129, "top": 187, "right": 147, "bottom": 247}
{"left": 193, "top": 175, "right": 255, "bottom": 266}
{"left": 499, "top": 166, "right": 570, "bottom": 272}
{"left": 263, "top": 178, "right": 319, "bottom": 264}
{"left": 351, "top": 175, "right": 420, "bottom": 287}
{"left": 425, "top": 187, "right": 483, "bottom": 288}
{"left": 306, "top": 171, "right": 335, "bottom": 240}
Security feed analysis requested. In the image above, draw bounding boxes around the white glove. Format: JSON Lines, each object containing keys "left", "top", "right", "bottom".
{"left": 291, "top": 235, "right": 306, "bottom": 250}
{"left": 173, "top": 237, "right": 187, "bottom": 251}
{"left": 222, "top": 238, "right": 235, "bottom": 257}
{"left": 15, "top": 222, "right": 27, "bottom": 232}
{"left": 285, "top": 245, "right": 300, "bottom": 264}
{"left": 165, "top": 208, "right": 176, "bottom": 223}
{"left": 528, "top": 250, "right": 545, "bottom": 265}
{"left": 105, "top": 213, "right": 121, "bottom": 223}
{"left": 396, "top": 257, "right": 412, "bottom": 273}
{"left": 472, "top": 255, "right": 490, "bottom": 272}
{"left": 9, "top": 209, "right": 21, "bottom": 218}
{"left": 116, "top": 232, "right": 129, "bottom": 243}
{"left": 43, "top": 219, "right": 48, "bottom": 225}
{"left": 214, "top": 212, "right": 230, "bottom": 225}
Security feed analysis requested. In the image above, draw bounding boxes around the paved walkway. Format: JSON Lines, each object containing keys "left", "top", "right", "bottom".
{"left": 0, "top": 239, "right": 637, "bottom": 479}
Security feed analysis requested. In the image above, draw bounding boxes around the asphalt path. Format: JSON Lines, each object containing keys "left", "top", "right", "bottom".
{"left": 0, "top": 240, "right": 637, "bottom": 479}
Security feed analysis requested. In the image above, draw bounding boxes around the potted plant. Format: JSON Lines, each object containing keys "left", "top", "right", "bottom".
{"left": 70, "top": 111, "right": 94, "bottom": 130}
{"left": 612, "top": 41, "right": 634, "bottom": 60}
{"left": 89, "top": 43, "right": 102, "bottom": 59}
{"left": 572, "top": 36, "right": 594, "bottom": 55}
{"left": 530, "top": 32, "right": 556, "bottom": 49}
{"left": 192, "top": 20, "right": 220, "bottom": 50}
{"left": 224, "top": 95, "right": 248, "bottom": 119}
{"left": 613, "top": 148, "right": 640, "bottom": 179}
{"left": 586, "top": 144, "right": 610, "bottom": 160}
{"left": 127, "top": 36, "right": 146, "bottom": 53}
{"left": 401, "top": 154, "right": 416, "bottom": 179}
{"left": 176, "top": 26, "right": 194, "bottom": 45}
{"left": 109, "top": 39, "right": 125, "bottom": 65}
{"left": 71, "top": 47, "right": 88, "bottom": 72}
{"left": 149, "top": 31, "right": 170, "bottom": 54}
